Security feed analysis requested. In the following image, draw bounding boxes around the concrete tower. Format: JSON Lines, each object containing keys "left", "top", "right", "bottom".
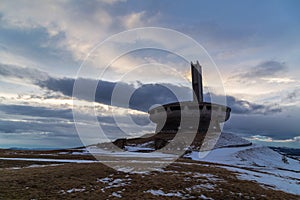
{"left": 191, "top": 61, "right": 203, "bottom": 103}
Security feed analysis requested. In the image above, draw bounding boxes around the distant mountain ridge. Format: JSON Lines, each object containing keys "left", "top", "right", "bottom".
{"left": 270, "top": 146, "right": 300, "bottom": 160}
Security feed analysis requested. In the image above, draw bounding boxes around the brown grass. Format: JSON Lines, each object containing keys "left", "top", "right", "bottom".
{"left": 0, "top": 156, "right": 299, "bottom": 200}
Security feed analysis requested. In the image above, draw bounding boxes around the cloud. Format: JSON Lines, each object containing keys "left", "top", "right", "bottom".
{"left": 223, "top": 108, "right": 300, "bottom": 142}
{"left": 243, "top": 61, "right": 286, "bottom": 78}
{"left": 121, "top": 11, "right": 146, "bottom": 29}
{"left": 261, "top": 77, "right": 296, "bottom": 84}
{"left": 224, "top": 60, "right": 296, "bottom": 100}
{"left": 248, "top": 135, "right": 300, "bottom": 143}
{"left": 39, "top": 75, "right": 282, "bottom": 115}
{"left": 96, "top": 0, "right": 127, "bottom": 5}
{"left": 226, "top": 60, "right": 289, "bottom": 92}
{"left": 227, "top": 97, "right": 282, "bottom": 115}
{"left": 0, "top": 101, "right": 152, "bottom": 148}
{"left": 280, "top": 89, "right": 300, "bottom": 107}
{"left": 37, "top": 76, "right": 186, "bottom": 111}
{"left": 0, "top": 63, "right": 49, "bottom": 82}
{"left": 231, "top": 60, "right": 287, "bottom": 82}
{"left": 0, "top": 104, "right": 73, "bottom": 120}
{"left": 286, "top": 89, "right": 299, "bottom": 101}
{"left": 0, "top": 0, "right": 160, "bottom": 63}
{"left": 207, "top": 93, "right": 282, "bottom": 115}
{"left": 0, "top": 0, "right": 113, "bottom": 60}
{"left": 0, "top": 62, "right": 283, "bottom": 115}
{"left": 0, "top": 104, "right": 80, "bottom": 148}
{"left": 0, "top": 118, "right": 81, "bottom": 148}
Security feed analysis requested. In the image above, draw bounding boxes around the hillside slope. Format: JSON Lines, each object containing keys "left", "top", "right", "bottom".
{"left": 184, "top": 133, "right": 300, "bottom": 195}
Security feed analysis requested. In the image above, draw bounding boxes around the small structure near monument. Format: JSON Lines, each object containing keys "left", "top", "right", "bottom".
{"left": 148, "top": 61, "right": 231, "bottom": 134}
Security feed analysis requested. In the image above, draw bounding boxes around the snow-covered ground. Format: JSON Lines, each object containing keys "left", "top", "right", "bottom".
{"left": 185, "top": 144, "right": 300, "bottom": 195}
{"left": 7, "top": 163, "right": 63, "bottom": 170}
{"left": 0, "top": 157, "right": 98, "bottom": 163}
{"left": 86, "top": 145, "right": 177, "bottom": 159}
{"left": 84, "top": 132, "right": 299, "bottom": 195}
{"left": 214, "top": 132, "right": 252, "bottom": 148}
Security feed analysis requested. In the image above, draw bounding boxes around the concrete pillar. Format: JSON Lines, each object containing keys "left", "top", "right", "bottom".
{"left": 191, "top": 61, "right": 204, "bottom": 103}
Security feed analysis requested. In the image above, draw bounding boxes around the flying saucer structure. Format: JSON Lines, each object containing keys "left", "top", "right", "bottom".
{"left": 148, "top": 61, "right": 231, "bottom": 134}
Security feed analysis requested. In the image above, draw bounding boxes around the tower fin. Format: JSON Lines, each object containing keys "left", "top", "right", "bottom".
{"left": 191, "top": 61, "right": 203, "bottom": 103}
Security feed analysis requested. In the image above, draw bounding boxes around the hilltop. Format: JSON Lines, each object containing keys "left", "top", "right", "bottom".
{"left": 0, "top": 132, "right": 299, "bottom": 199}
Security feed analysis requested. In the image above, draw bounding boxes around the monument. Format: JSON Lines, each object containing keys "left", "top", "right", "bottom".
{"left": 148, "top": 61, "right": 231, "bottom": 134}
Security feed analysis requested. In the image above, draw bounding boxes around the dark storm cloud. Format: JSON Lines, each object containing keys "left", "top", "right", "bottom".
{"left": 224, "top": 95, "right": 281, "bottom": 115}
{"left": 0, "top": 119, "right": 74, "bottom": 136}
{"left": 37, "top": 77, "right": 74, "bottom": 96}
{"left": 38, "top": 75, "right": 281, "bottom": 115}
{"left": 0, "top": 104, "right": 73, "bottom": 120}
{"left": 0, "top": 63, "right": 49, "bottom": 81}
{"left": 37, "top": 77, "right": 183, "bottom": 112}
{"left": 205, "top": 93, "right": 281, "bottom": 115}
{"left": 223, "top": 111, "right": 300, "bottom": 141}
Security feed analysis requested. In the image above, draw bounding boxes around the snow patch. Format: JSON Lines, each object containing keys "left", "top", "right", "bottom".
{"left": 200, "top": 194, "right": 214, "bottom": 200}
{"left": 85, "top": 146, "right": 176, "bottom": 159}
{"left": 111, "top": 192, "right": 122, "bottom": 198}
{"left": 66, "top": 188, "right": 86, "bottom": 193}
{"left": 0, "top": 157, "right": 97, "bottom": 163}
{"left": 97, "top": 176, "right": 132, "bottom": 192}
{"left": 60, "top": 187, "right": 86, "bottom": 194}
{"left": 7, "top": 164, "right": 63, "bottom": 170}
{"left": 145, "top": 189, "right": 183, "bottom": 197}
{"left": 124, "top": 146, "right": 154, "bottom": 152}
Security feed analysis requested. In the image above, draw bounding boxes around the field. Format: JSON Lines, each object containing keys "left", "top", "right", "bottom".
{"left": 0, "top": 148, "right": 299, "bottom": 200}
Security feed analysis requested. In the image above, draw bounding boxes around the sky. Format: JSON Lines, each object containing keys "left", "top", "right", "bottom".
{"left": 0, "top": 0, "right": 299, "bottom": 149}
